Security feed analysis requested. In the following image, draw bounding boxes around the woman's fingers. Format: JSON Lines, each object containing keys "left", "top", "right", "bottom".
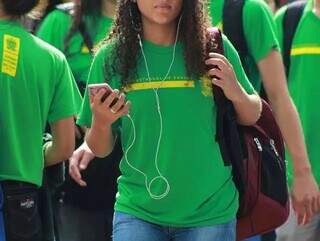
{"left": 102, "top": 89, "right": 119, "bottom": 108}
{"left": 117, "top": 101, "right": 131, "bottom": 117}
{"left": 111, "top": 93, "right": 126, "bottom": 113}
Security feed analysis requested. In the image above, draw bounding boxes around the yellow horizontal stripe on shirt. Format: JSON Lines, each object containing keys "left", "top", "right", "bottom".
{"left": 291, "top": 47, "right": 320, "bottom": 56}
{"left": 124, "top": 80, "right": 195, "bottom": 92}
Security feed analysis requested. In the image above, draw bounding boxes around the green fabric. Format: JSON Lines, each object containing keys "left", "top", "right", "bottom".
{"left": 209, "top": 0, "right": 279, "bottom": 91}
{"left": 37, "top": 9, "right": 113, "bottom": 83}
{"left": 0, "top": 20, "right": 81, "bottom": 186}
{"left": 275, "top": 0, "right": 320, "bottom": 187}
{"left": 78, "top": 36, "right": 255, "bottom": 227}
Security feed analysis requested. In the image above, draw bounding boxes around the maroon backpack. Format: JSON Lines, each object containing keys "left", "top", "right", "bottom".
{"left": 207, "top": 28, "right": 289, "bottom": 240}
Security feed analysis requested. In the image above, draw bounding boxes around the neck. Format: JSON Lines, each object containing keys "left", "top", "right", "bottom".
{"left": 314, "top": 0, "right": 320, "bottom": 16}
{"left": 102, "top": 0, "right": 116, "bottom": 18}
{"left": 142, "top": 19, "right": 178, "bottom": 46}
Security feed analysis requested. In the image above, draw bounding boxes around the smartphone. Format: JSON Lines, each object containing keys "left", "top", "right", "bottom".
{"left": 87, "top": 83, "right": 118, "bottom": 105}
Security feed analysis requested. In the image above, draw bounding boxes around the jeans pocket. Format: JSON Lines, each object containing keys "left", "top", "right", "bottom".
{"left": 4, "top": 190, "right": 42, "bottom": 241}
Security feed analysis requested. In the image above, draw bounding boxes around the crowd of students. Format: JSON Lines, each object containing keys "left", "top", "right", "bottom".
{"left": 1, "top": 0, "right": 319, "bottom": 240}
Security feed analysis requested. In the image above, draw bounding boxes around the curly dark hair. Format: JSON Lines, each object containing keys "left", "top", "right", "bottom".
{"left": 105, "top": 0, "right": 212, "bottom": 86}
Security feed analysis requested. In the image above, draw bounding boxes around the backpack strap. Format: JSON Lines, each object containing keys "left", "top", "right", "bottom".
{"left": 223, "top": 0, "right": 249, "bottom": 74}
{"left": 56, "top": 2, "right": 94, "bottom": 52}
{"left": 283, "top": 0, "right": 306, "bottom": 76}
{"left": 207, "top": 27, "right": 246, "bottom": 193}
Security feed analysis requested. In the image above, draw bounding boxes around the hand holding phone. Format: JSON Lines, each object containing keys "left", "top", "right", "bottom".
{"left": 88, "top": 83, "right": 130, "bottom": 119}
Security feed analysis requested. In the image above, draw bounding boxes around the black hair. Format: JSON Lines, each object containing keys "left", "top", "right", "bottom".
{"left": 2, "top": 0, "right": 39, "bottom": 16}
{"left": 64, "top": 0, "right": 103, "bottom": 51}
{"left": 105, "top": 0, "right": 211, "bottom": 85}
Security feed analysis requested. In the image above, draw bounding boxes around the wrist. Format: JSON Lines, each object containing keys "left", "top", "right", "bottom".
{"left": 293, "top": 165, "right": 312, "bottom": 178}
{"left": 92, "top": 118, "right": 112, "bottom": 131}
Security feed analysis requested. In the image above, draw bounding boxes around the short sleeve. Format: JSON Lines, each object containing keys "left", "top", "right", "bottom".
{"left": 223, "top": 35, "right": 255, "bottom": 95}
{"left": 243, "top": 0, "right": 280, "bottom": 62}
{"left": 48, "top": 55, "right": 82, "bottom": 123}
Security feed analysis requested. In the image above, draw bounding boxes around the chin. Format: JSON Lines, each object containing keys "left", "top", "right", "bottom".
{"left": 151, "top": 15, "right": 177, "bottom": 25}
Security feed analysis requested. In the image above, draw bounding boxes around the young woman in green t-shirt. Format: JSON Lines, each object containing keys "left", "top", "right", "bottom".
{"left": 71, "top": 0, "right": 262, "bottom": 240}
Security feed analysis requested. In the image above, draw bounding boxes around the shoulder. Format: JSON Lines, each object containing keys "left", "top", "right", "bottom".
{"left": 244, "top": 0, "right": 271, "bottom": 11}
{"left": 93, "top": 40, "right": 117, "bottom": 64}
{"left": 41, "top": 6, "right": 73, "bottom": 25}
{"left": 274, "top": 5, "right": 288, "bottom": 23}
{"left": 29, "top": 35, "right": 67, "bottom": 63}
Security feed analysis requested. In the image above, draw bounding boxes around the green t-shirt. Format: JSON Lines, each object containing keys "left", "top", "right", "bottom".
{"left": 0, "top": 20, "right": 81, "bottom": 186}
{"left": 209, "top": 0, "right": 279, "bottom": 91}
{"left": 37, "top": 9, "right": 113, "bottom": 83}
{"left": 78, "top": 36, "right": 255, "bottom": 227}
{"left": 275, "top": 0, "right": 320, "bottom": 187}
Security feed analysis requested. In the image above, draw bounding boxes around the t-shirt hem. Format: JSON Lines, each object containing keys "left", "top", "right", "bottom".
{"left": 114, "top": 205, "right": 237, "bottom": 228}
{"left": 0, "top": 174, "right": 41, "bottom": 187}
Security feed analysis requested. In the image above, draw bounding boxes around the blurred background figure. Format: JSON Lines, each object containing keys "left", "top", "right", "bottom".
{"left": 275, "top": 0, "right": 320, "bottom": 239}
{"left": 36, "top": 1, "right": 120, "bottom": 241}
{"left": 208, "top": 0, "right": 320, "bottom": 240}
{"left": 0, "top": 0, "right": 81, "bottom": 241}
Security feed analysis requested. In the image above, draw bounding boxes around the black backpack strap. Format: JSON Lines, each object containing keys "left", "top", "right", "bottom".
{"left": 223, "top": 0, "right": 249, "bottom": 74}
{"left": 207, "top": 28, "right": 246, "bottom": 193}
{"left": 283, "top": 0, "right": 306, "bottom": 76}
{"left": 56, "top": 2, "right": 94, "bottom": 52}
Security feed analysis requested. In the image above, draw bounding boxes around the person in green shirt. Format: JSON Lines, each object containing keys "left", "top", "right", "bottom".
{"left": 0, "top": 0, "right": 80, "bottom": 240}
{"left": 71, "top": 0, "right": 262, "bottom": 240}
{"left": 274, "top": 0, "right": 320, "bottom": 240}
{"left": 37, "top": 0, "right": 115, "bottom": 93}
{"left": 37, "top": 1, "right": 119, "bottom": 241}
{"left": 210, "top": 0, "right": 320, "bottom": 237}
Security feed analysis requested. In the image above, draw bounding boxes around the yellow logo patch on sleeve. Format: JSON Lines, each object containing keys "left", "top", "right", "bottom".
{"left": 2, "top": 35, "right": 20, "bottom": 77}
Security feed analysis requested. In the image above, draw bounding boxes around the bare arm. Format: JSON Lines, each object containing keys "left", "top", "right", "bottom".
{"left": 86, "top": 123, "right": 115, "bottom": 158}
{"left": 258, "top": 49, "right": 320, "bottom": 224}
{"left": 44, "top": 117, "right": 75, "bottom": 166}
{"left": 86, "top": 88, "right": 130, "bottom": 158}
{"left": 258, "top": 50, "right": 311, "bottom": 174}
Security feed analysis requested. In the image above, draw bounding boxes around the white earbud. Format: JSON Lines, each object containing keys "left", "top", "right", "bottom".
{"left": 124, "top": 14, "right": 183, "bottom": 200}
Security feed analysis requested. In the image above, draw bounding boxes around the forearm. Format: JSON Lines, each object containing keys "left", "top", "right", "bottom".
{"left": 85, "top": 119, "right": 115, "bottom": 158}
{"left": 258, "top": 50, "right": 311, "bottom": 174}
{"left": 269, "top": 95, "right": 311, "bottom": 173}
{"left": 233, "top": 92, "right": 262, "bottom": 126}
{"left": 44, "top": 140, "right": 74, "bottom": 167}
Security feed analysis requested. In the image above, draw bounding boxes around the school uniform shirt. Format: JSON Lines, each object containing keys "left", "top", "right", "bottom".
{"left": 275, "top": 0, "right": 320, "bottom": 187}
{"left": 210, "top": 0, "right": 279, "bottom": 92}
{"left": 0, "top": 20, "right": 82, "bottom": 186}
{"left": 37, "top": 9, "right": 113, "bottom": 84}
{"left": 77, "top": 36, "right": 255, "bottom": 227}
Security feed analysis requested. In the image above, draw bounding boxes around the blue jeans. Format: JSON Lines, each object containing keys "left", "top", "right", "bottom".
{"left": 113, "top": 211, "right": 236, "bottom": 241}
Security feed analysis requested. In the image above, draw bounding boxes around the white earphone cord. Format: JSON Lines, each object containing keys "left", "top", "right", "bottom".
{"left": 124, "top": 15, "right": 182, "bottom": 200}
